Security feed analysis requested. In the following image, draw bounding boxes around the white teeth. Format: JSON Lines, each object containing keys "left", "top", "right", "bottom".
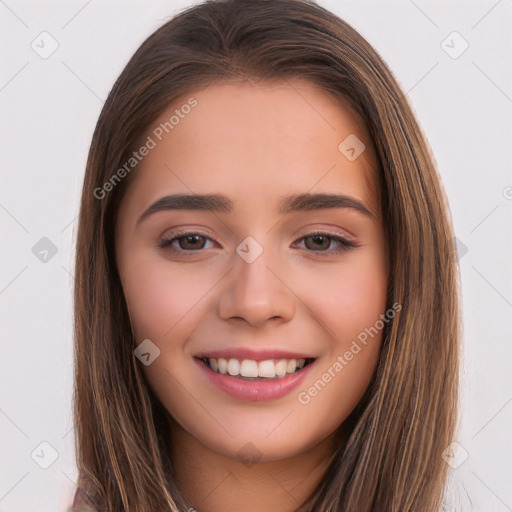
{"left": 205, "top": 357, "right": 310, "bottom": 378}
{"left": 239, "top": 359, "right": 258, "bottom": 377}
{"left": 227, "top": 358, "right": 240, "bottom": 376}
{"left": 286, "top": 359, "right": 297, "bottom": 373}
{"left": 258, "top": 360, "right": 276, "bottom": 378}
{"left": 275, "top": 359, "right": 287, "bottom": 377}
{"left": 218, "top": 358, "right": 228, "bottom": 375}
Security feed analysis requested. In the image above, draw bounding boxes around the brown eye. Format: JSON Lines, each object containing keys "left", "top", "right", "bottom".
{"left": 157, "top": 232, "right": 215, "bottom": 252}
{"left": 176, "top": 234, "right": 207, "bottom": 250}
{"left": 294, "top": 232, "right": 357, "bottom": 255}
{"left": 304, "top": 234, "right": 331, "bottom": 251}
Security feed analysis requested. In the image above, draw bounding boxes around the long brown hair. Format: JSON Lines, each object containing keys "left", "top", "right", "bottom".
{"left": 72, "top": 0, "right": 461, "bottom": 510}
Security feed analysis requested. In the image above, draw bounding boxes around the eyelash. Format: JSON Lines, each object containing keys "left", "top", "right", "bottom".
{"left": 156, "top": 230, "right": 358, "bottom": 256}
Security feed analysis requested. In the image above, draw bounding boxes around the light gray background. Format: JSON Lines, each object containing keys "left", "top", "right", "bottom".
{"left": 1, "top": 1, "right": 511, "bottom": 510}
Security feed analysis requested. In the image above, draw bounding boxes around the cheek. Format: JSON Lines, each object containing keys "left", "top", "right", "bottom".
{"left": 295, "top": 262, "right": 387, "bottom": 434}
{"left": 121, "top": 255, "right": 213, "bottom": 341}
{"left": 303, "top": 251, "right": 388, "bottom": 342}
{"left": 294, "top": 249, "right": 387, "bottom": 409}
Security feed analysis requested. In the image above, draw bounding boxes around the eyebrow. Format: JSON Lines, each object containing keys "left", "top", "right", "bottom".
{"left": 136, "top": 192, "right": 375, "bottom": 226}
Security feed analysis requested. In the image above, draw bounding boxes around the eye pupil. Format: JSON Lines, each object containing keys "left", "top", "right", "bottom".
{"left": 306, "top": 235, "right": 330, "bottom": 251}
{"left": 180, "top": 234, "right": 204, "bottom": 250}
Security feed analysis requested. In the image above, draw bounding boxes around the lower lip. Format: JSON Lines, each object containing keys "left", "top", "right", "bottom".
{"left": 194, "top": 358, "right": 315, "bottom": 402}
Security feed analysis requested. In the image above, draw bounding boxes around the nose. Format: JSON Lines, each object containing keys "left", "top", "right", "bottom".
{"left": 217, "top": 241, "right": 296, "bottom": 327}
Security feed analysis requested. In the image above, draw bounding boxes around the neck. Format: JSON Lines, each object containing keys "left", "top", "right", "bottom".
{"left": 168, "top": 419, "right": 344, "bottom": 512}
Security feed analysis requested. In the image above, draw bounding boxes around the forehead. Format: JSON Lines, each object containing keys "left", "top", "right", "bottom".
{"left": 118, "top": 79, "right": 380, "bottom": 222}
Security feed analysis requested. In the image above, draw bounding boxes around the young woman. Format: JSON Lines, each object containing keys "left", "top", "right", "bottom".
{"left": 70, "top": 0, "right": 461, "bottom": 510}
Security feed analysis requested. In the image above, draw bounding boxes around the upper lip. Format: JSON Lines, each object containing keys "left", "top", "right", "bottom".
{"left": 194, "top": 347, "right": 316, "bottom": 361}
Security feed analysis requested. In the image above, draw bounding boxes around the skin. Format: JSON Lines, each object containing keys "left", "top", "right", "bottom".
{"left": 115, "top": 79, "right": 388, "bottom": 512}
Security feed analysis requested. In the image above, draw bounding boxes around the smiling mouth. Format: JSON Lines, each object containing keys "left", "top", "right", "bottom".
{"left": 197, "top": 357, "right": 315, "bottom": 380}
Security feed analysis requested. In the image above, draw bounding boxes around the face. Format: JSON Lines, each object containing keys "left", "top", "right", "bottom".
{"left": 115, "top": 79, "right": 388, "bottom": 463}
